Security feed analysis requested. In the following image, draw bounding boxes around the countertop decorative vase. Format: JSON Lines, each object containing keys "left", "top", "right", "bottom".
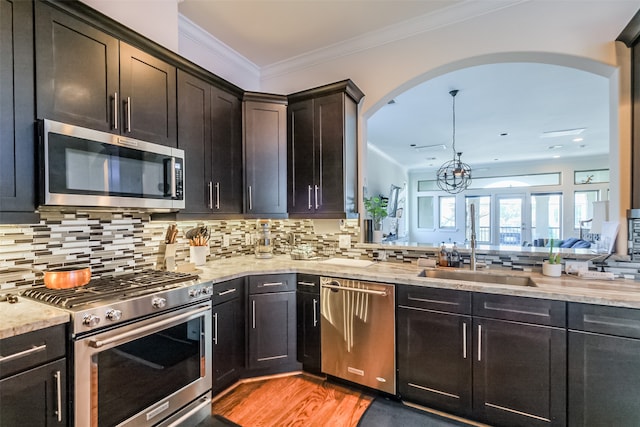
{"left": 542, "top": 261, "right": 562, "bottom": 277}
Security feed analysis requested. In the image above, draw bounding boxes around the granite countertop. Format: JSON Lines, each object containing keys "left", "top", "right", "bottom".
{"left": 196, "top": 255, "right": 640, "bottom": 308}
{"left": 6, "top": 255, "right": 640, "bottom": 339}
{"left": 0, "top": 296, "right": 69, "bottom": 340}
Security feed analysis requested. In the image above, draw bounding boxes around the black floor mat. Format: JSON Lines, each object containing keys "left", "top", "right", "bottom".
{"left": 358, "top": 397, "right": 475, "bottom": 427}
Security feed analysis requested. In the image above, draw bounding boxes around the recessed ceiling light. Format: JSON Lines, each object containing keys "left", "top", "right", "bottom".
{"left": 387, "top": 99, "right": 396, "bottom": 105}
{"left": 425, "top": 157, "right": 437, "bottom": 161}
{"left": 413, "top": 144, "right": 446, "bottom": 152}
{"left": 541, "top": 128, "right": 585, "bottom": 138}
{"left": 579, "top": 144, "right": 587, "bottom": 148}
{"left": 500, "top": 132, "right": 508, "bottom": 137}
{"left": 548, "top": 145, "right": 563, "bottom": 150}
{"left": 552, "top": 155, "right": 561, "bottom": 158}
{"left": 572, "top": 137, "right": 584, "bottom": 142}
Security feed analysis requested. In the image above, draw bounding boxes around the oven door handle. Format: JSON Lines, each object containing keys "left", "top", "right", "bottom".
{"left": 87, "top": 305, "right": 210, "bottom": 349}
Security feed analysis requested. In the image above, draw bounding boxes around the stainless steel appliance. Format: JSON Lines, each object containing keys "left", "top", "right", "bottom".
{"left": 628, "top": 209, "right": 640, "bottom": 260}
{"left": 22, "top": 270, "right": 212, "bottom": 427}
{"left": 320, "top": 277, "right": 395, "bottom": 394}
{"left": 38, "top": 119, "right": 185, "bottom": 211}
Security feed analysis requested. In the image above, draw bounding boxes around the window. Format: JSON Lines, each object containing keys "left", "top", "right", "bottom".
{"left": 417, "top": 196, "right": 434, "bottom": 229}
{"left": 466, "top": 196, "right": 491, "bottom": 243}
{"left": 574, "top": 190, "right": 599, "bottom": 229}
{"left": 531, "top": 193, "right": 562, "bottom": 241}
{"left": 439, "top": 196, "right": 456, "bottom": 228}
{"left": 574, "top": 169, "right": 609, "bottom": 185}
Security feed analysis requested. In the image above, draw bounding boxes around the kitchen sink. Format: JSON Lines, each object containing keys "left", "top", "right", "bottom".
{"left": 418, "top": 269, "right": 537, "bottom": 287}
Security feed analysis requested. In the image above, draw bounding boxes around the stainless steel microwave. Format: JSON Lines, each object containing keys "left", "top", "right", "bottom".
{"left": 39, "top": 119, "right": 185, "bottom": 210}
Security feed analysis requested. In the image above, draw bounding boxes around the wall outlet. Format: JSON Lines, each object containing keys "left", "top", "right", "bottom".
{"left": 565, "top": 260, "right": 588, "bottom": 274}
{"left": 222, "top": 234, "right": 230, "bottom": 247}
{"left": 338, "top": 234, "right": 351, "bottom": 249}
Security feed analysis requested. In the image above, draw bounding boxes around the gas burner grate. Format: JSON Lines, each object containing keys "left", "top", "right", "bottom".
{"left": 22, "top": 270, "right": 199, "bottom": 308}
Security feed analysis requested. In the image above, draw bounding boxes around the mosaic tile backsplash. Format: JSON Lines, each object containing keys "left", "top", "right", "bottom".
{"left": 0, "top": 212, "right": 361, "bottom": 291}
{"left": 0, "top": 211, "right": 635, "bottom": 291}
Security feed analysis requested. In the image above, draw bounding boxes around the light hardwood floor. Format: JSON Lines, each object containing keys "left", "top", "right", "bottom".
{"left": 211, "top": 373, "right": 374, "bottom": 427}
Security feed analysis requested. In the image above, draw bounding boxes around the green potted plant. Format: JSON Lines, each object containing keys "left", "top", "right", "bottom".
{"left": 543, "top": 239, "right": 562, "bottom": 276}
{"left": 364, "top": 196, "right": 388, "bottom": 242}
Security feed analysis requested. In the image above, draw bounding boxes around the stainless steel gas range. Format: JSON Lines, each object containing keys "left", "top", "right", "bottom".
{"left": 23, "top": 270, "right": 213, "bottom": 427}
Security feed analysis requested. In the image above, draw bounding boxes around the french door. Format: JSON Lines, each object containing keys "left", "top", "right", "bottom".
{"left": 495, "top": 195, "right": 525, "bottom": 246}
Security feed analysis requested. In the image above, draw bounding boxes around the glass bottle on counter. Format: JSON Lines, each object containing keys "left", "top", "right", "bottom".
{"left": 439, "top": 242, "right": 448, "bottom": 267}
{"left": 450, "top": 242, "right": 460, "bottom": 268}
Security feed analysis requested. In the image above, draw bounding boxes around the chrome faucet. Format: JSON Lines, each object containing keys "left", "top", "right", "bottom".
{"left": 470, "top": 203, "right": 477, "bottom": 271}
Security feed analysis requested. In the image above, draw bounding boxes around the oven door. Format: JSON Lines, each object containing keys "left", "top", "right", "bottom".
{"left": 73, "top": 302, "right": 212, "bottom": 427}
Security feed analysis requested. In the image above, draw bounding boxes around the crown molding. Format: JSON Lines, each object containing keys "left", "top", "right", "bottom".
{"left": 178, "top": 14, "right": 260, "bottom": 82}
{"left": 261, "top": 0, "right": 528, "bottom": 82}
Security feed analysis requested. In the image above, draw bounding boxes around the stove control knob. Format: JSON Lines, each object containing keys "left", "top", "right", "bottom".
{"left": 105, "top": 309, "right": 122, "bottom": 321}
{"left": 152, "top": 297, "right": 167, "bottom": 309}
{"left": 188, "top": 288, "right": 202, "bottom": 298}
{"left": 83, "top": 314, "right": 101, "bottom": 327}
{"left": 202, "top": 286, "right": 213, "bottom": 295}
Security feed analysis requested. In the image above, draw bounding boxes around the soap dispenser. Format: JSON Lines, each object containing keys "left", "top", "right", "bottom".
{"left": 439, "top": 242, "right": 448, "bottom": 267}
{"left": 451, "top": 242, "right": 460, "bottom": 268}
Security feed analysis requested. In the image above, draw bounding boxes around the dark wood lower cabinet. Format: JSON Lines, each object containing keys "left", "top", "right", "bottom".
{"left": 296, "top": 276, "right": 321, "bottom": 374}
{"left": 248, "top": 291, "right": 296, "bottom": 371}
{"left": 397, "top": 306, "right": 472, "bottom": 416}
{"left": 474, "top": 318, "right": 566, "bottom": 427}
{"left": 568, "top": 331, "right": 640, "bottom": 426}
{"left": 0, "top": 358, "right": 67, "bottom": 426}
{"left": 212, "top": 294, "right": 244, "bottom": 394}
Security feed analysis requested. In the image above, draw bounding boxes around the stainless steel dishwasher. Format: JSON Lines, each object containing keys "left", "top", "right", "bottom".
{"left": 320, "top": 277, "right": 396, "bottom": 394}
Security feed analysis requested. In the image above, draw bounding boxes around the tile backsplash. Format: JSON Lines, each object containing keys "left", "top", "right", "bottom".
{"left": 0, "top": 211, "right": 360, "bottom": 291}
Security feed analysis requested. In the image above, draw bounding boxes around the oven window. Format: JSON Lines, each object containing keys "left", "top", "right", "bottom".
{"left": 97, "top": 319, "right": 202, "bottom": 426}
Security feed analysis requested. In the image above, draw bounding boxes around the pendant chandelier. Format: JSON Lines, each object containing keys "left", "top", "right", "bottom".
{"left": 436, "top": 89, "right": 472, "bottom": 194}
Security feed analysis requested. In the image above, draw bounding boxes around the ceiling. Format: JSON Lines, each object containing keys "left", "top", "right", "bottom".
{"left": 178, "top": 1, "right": 620, "bottom": 173}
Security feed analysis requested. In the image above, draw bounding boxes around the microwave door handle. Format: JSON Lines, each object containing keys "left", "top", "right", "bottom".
{"left": 170, "top": 157, "right": 177, "bottom": 199}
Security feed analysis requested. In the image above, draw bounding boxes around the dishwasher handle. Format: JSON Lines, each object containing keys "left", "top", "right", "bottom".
{"left": 321, "top": 283, "right": 388, "bottom": 297}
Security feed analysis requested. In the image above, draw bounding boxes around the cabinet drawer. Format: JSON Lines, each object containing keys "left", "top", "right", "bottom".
{"left": 249, "top": 274, "right": 296, "bottom": 294}
{"left": 473, "top": 293, "right": 565, "bottom": 327}
{"left": 296, "top": 274, "right": 320, "bottom": 294}
{"left": 398, "top": 285, "right": 471, "bottom": 314}
{"left": 569, "top": 303, "right": 640, "bottom": 338}
{"left": 212, "top": 278, "right": 244, "bottom": 305}
{"left": 0, "top": 324, "right": 66, "bottom": 379}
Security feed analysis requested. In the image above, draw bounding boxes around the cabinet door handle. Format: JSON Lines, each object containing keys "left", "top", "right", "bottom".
{"left": 208, "top": 182, "right": 213, "bottom": 210}
{"left": 313, "top": 298, "right": 318, "bottom": 327}
{"left": 308, "top": 185, "right": 312, "bottom": 210}
{"left": 113, "top": 92, "right": 118, "bottom": 130}
{"left": 215, "top": 182, "right": 220, "bottom": 210}
{"left": 218, "top": 288, "right": 236, "bottom": 296}
{"left": 297, "top": 281, "right": 315, "bottom": 287}
{"left": 248, "top": 186, "right": 253, "bottom": 211}
{"left": 477, "top": 324, "right": 482, "bottom": 362}
{"left": 314, "top": 185, "right": 319, "bottom": 209}
{"left": 0, "top": 344, "right": 46, "bottom": 363}
{"left": 213, "top": 312, "right": 218, "bottom": 345}
{"left": 262, "top": 282, "right": 284, "bottom": 287}
{"left": 126, "top": 96, "right": 132, "bottom": 132}
{"left": 462, "top": 322, "right": 467, "bottom": 359}
{"left": 252, "top": 299, "right": 256, "bottom": 329}
{"left": 54, "top": 370, "right": 62, "bottom": 422}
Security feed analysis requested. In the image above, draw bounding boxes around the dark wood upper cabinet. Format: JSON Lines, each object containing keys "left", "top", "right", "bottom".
{"left": 177, "top": 71, "right": 242, "bottom": 217}
{"left": 119, "top": 42, "right": 176, "bottom": 146}
{"left": 617, "top": 10, "right": 640, "bottom": 209}
{"left": 243, "top": 93, "right": 288, "bottom": 216}
{"left": 0, "top": 0, "right": 38, "bottom": 222}
{"left": 287, "top": 80, "right": 364, "bottom": 218}
{"left": 35, "top": 1, "right": 176, "bottom": 147}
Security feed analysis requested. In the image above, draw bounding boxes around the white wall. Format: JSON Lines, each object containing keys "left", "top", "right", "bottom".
{"left": 80, "top": 0, "right": 180, "bottom": 53}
